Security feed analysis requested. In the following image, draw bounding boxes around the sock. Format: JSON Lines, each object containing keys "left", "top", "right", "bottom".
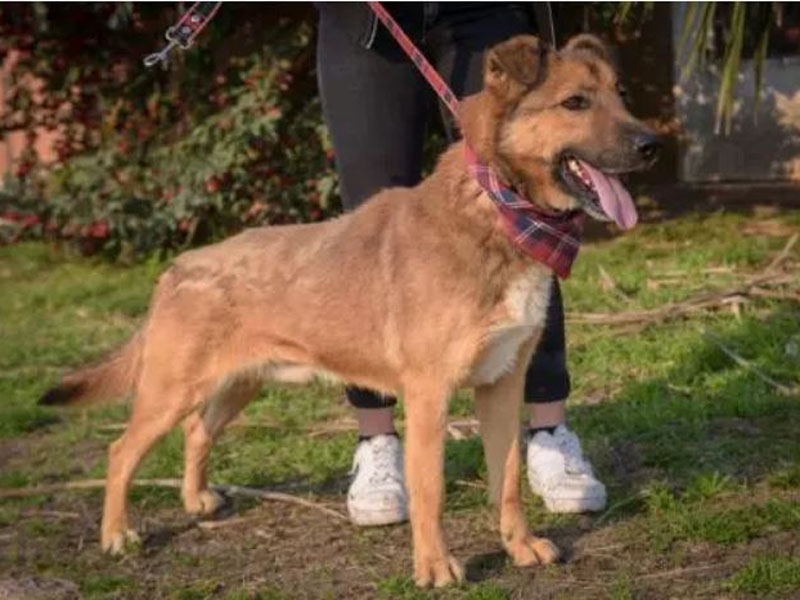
{"left": 527, "top": 425, "right": 559, "bottom": 438}
{"left": 358, "top": 431, "right": 399, "bottom": 443}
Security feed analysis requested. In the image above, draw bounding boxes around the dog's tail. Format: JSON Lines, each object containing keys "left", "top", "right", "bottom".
{"left": 39, "top": 331, "right": 144, "bottom": 406}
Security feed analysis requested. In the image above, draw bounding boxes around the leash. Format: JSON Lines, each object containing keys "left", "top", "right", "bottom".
{"left": 533, "top": 3, "right": 557, "bottom": 48}
{"left": 144, "top": 1, "right": 223, "bottom": 68}
{"left": 367, "top": 2, "right": 582, "bottom": 278}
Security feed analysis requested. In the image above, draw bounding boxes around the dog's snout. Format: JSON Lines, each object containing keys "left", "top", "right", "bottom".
{"left": 633, "top": 132, "right": 662, "bottom": 162}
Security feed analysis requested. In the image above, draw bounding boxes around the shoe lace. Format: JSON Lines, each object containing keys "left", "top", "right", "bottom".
{"left": 350, "top": 437, "right": 402, "bottom": 487}
{"left": 367, "top": 438, "right": 402, "bottom": 486}
{"left": 556, "top": 429, "right": 592, "bottom": 475}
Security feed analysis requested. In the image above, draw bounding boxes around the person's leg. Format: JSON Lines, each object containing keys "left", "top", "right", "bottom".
{"left": 524, "top": 281, "right": 607, "bottom": 513}
{"left": 316, "top": 3, "right": 431, "bottom": 525}
{"left": 427, "top": 2, "right": 533, "bottom": 137}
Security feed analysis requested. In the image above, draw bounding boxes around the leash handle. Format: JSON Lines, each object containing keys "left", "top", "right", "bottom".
{"left": 367, "top": 2, "right": 460, "bottom": 119}
{"left": 144, "top": 1, "right": 223, "bottom": 68}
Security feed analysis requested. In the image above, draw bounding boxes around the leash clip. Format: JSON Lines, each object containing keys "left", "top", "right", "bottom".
{"left": 143, "top": 2, "right": 222, "bottom": 69}
{"left": 143, "top": 39, "right": 178, "bottom": 68}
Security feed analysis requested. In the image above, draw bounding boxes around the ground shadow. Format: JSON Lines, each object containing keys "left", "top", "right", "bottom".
{"left": 570, "top": 305, "right": 800, "bottom": 516}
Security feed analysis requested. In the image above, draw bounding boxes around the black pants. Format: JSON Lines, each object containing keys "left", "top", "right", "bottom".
{"left": 316, "top": 2, "right": 570, "bottom": 408}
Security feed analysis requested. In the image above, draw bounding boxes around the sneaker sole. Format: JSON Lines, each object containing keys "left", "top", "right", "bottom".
{"left": 348, "top": 501, "right": 408, "bottom": 527}
{"left": 541, "top": 495, "right": 606, "bottom": 514}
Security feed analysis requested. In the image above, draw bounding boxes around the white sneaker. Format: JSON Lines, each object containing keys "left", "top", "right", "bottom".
{"left": 347, "top": 434, "right": 409, "bottom": 526}
{"left": 526, "top": 424, "right": 607, "bottom": 513}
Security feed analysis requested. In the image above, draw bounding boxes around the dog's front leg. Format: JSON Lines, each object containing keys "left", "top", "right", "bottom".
{"left": 475, "top": 338, "right": 560, "bottom": 567}
{"left": 403, "top": 379, "right": 463, "bottom": 588}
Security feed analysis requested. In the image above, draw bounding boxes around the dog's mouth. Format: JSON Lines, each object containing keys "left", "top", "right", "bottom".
{"left": 557, "top": 154, "right": 638, "bottom": 230}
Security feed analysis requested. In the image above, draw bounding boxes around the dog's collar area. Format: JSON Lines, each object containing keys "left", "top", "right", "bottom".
{"left": 464, "top": 144, "right": 583, "bottom": 279}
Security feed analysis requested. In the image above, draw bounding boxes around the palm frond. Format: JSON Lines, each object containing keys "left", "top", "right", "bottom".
{"left": 620, "top": 2, "right": 777, "bottom": 136}
{"left": 752, "top": 5, "right": 773, "bottom": 119}
{"left": 714, "top": 2, "right": 747, "bottom": 134}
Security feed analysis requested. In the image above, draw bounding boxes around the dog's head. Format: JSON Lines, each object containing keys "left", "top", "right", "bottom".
{"left": 464, "top": 34, "right": 661, "bottom": 229}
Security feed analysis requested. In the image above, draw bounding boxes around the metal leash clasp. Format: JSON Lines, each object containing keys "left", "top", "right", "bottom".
{"left": 143, "top": 39, "right": 179, "bottom": 68}
{"left": 143, "top": 2, "right": 222, "bottom": 68}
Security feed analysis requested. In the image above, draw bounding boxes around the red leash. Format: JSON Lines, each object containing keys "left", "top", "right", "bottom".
{"left": 367, "top": 2, "right": 460, "bottom": 117}
{"left": 367, "top": 2, "right": 583, "bottom": 278}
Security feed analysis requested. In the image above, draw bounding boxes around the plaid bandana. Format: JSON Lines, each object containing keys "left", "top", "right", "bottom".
{"left": 464, "top": 145, "right": 584, "bottom": 279}
{"left": 368, "top": 1, "right": 584, "bottom": 278}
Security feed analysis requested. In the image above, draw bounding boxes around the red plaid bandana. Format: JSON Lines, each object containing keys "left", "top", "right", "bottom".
{"left": 368, "top": 2, "right": 583, "bottom": 278}
{"left": 464, "top": 146, "right": 584, "bottom": 278}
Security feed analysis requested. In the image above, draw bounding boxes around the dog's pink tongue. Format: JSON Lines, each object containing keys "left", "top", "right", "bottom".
{"left": 578, "top": 159, "right": 638, "bottom": 230}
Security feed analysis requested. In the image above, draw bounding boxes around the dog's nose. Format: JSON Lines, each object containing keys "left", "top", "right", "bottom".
{"left": 634, "top": 133, "right": 662, "bottom": 162}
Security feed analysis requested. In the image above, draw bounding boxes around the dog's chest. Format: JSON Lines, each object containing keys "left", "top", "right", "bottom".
{"left": 468, "top": 269, "right": 552, "bottom": 385}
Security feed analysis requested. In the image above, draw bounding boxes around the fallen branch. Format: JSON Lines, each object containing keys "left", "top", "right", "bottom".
{"left": 748, "top": 287, "right": 800, "bottom": 303}
{"left": 569, "top": 235, "right": 798, "bottom": 328}
{"left": 209, "top": 483, "right": 347, "bottom": 521}
{"left": 0, "top": 478, "right": 347, "bottom": 521}
{"left": 701, "top": 328, "right": 798, "bottom": 397}
{"left": 453, "top": 479, "right": 486, "bottom": 490}
{"left": 764, "top": 233, "right": 798, "bottom": 273}
{"left": 567, "top": 274, "right": 796, "bottom": 327}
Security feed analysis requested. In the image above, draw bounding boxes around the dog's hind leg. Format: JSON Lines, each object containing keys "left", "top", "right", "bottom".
{"left": 474, "top": 337, "right": 560, "bottom": 568}
{"left": 182, "top": 377, "right": 260, "bottom": 515}
{"left": 403, "top": 378, "right": 464, "bottom": 588}
{"left": 101, "top": 385, "right": 194, "bottom": 554}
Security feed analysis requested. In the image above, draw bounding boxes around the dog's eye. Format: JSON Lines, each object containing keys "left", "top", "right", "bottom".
{"left": 561, "top": 95, "right": 590, "bottom": 111}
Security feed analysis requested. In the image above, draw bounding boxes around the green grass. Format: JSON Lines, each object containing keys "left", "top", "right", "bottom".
{"left": 726, "top": 556, "right": 800, "bottom": 597}
{"left": 1, "top": 208, "right": 799, "bottom": 599}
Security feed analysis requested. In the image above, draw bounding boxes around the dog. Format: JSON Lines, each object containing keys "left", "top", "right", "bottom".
{"left": 41, "top": 34, "right": 659, "bottom": 587}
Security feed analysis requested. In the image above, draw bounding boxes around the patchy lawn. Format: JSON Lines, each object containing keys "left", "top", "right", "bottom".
{"left": 1, "top": 205, "right": 799, "bottom": 599}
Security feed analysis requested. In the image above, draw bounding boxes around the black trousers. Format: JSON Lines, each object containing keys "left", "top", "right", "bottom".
{"left": 316, "top": 2, "right": 570, "bottom": 408}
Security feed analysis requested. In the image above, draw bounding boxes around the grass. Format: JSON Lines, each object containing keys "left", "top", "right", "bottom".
{"left": 0, "top": 207, "right": 799, "bottom": 598}
{"left": 726, "top": 556, "right": 800, "bottom": 597}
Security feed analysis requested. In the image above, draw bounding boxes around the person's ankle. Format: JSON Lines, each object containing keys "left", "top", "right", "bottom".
{"left": 528, "top": 425, "right": 559, "bottom": 437}
{"left": 358, "top": 431, "right": 399, "bottom": 443}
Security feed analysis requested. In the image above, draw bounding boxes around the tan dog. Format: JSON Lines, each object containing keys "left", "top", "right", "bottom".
{"left": 42, "top": 34, "right": 658, "bottom": 587}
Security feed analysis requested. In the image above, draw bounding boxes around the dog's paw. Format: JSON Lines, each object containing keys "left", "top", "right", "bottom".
{"left": 101, "top": 528, "right": 141, "bottom": 555}
{"left": 414, "top": 554, "right": 464, "bottom": 588}
{"left": 505, "top": 536, "right": 560, "bottom": 567}
{"left": 184, "top": 489, "right": 226, "bottom": 516}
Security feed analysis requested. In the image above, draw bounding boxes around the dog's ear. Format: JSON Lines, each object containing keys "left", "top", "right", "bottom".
{"left": 484, "top": 35, "right": 549, "bottom": 101}
{"left": 564, "top": 34, "right": 614, "bottom": 67}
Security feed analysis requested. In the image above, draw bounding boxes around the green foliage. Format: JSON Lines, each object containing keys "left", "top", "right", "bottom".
{"left": 0, "top": 5, "right": 338, "bottom": 259}
{"left": 725, "top": 556, "right": 800, "bottom": 596}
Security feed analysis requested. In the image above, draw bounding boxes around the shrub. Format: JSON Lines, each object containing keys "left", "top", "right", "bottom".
{"left": 0, "top": 4, "right": 339, "bottom": 259}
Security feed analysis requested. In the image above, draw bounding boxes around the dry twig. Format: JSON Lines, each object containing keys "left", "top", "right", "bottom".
{"left": 569, "top": 234, "right": 798, "bottom": 328}
{"left": 568, "top": 275, "right": 796, "bottom": 327}
{"left": 764, "top": 233, "right": 798, "bottom": 273}
{"left": 0, "top": 478, "right": 347, "bottom": 521}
